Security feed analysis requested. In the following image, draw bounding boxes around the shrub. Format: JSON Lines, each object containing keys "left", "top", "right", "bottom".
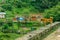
{"left": 2, "top": 24, "right": 9, "bottom": 30}
{"left": 0, "top": 22, "right": 4, "bottom": 26}
{"left": 2, "top": 4, "right": 12, "bottom": 11}
{"left": 7, "top": 21, "right": 13, "bottom": 27}
{"left": 44, "top": 3, "right": 60, "bottom": 22}
{"left": 14, "top": 1, "right": 22, "bottom": 8}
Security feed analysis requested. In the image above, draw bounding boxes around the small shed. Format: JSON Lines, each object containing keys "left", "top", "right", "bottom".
{"left": 0, "top": 12, "right": 6, "bottom": 18}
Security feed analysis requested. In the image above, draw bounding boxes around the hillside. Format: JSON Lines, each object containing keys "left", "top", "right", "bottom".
{"left": 0, "top": 0, "right": 59, "bottom": 14}
{"left": 0, "top": 0, "right": 60, "bottom": 20}
{"left": 0, "top": 0, "right": 60, "bottom": 40}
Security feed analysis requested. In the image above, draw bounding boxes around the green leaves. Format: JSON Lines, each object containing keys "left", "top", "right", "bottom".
{"left": 0, "top": 0, "right": 59, "bottom": 13}
{"left": 31, "top": 0, "right": 59, "bottom": 12}
{"left": 1, "top": 4, "right": 12, "bottom": 11}
{"left": 44, "top": 2, "right": 60, "bottom": 21}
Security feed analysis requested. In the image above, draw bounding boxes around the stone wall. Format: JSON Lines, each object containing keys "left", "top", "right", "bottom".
{"left": 16, "top": 22, "right": 60, "bottom": 40}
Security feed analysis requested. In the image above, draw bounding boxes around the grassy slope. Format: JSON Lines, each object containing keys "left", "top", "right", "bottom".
{"left": 0, "top": 1, "right": 60, "bottom": 40}
{"left": 5, "top": 6, "right": 39, "bottom": 19}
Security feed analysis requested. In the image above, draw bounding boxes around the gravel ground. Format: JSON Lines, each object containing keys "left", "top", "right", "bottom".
{"left": 43, "top": 27, "right": 60, "bottom": 40}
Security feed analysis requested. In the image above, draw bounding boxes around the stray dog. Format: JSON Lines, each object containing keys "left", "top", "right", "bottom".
{"left": 41, "top": 17, "right": 53, "bottom": 26}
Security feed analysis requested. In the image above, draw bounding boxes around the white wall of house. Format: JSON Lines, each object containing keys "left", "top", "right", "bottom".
{"left": 0, "top": 12, "right": 6, "bottom": 18}
{"left": 0, "top": 14, "right": 5, "bottom": 18}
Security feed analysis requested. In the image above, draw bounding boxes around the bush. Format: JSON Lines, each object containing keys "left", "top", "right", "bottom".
{"left": 31, "top": 27, "right": 37, "bottom": 31}
{"left": 7, "top": 22, "right": 13, "bottom": 26}
{"left": 0, "top": 22, "right": 4, "bottom": 26}
{"left": 7, "top": 21, "right": 13, "bottom": 27}
{"left": 44, "top": 3, "right": 60, "bottom": 22}
{"left": 2, "top": 24, "right": 9, "bottom": 30}
{"left": 14, "top": 1, "right": 22, "bottom": 8}
{"left": 2, "top": 4, "right": 12, "bottom": 11}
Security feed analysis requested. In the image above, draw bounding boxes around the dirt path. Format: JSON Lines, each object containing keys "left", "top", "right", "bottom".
{"left": 43, "top": 27, "right": 60, "bottom": 40}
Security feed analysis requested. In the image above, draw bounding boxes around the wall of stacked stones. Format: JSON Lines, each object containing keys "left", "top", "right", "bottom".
{"left": 29, "top": 22, "right": 60, "bottom": 40}
{"left": 16, "top": 22, "right": 60, "bottom": 40}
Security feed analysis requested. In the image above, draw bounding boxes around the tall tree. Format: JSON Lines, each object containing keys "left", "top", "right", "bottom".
{"left": 31, "top": 0, "right": 59, "bottom": 12}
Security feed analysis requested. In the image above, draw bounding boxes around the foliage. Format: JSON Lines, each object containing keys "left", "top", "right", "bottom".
{"left": 44, "top": 2, "right": 60, "bottom": 21}
{"left": 2, "top": 23, "right": 9, "bottom": 30}
{"left": 0, "top": 0, "right": 60, "bottom": 40}
{"left": 0, "top": 0, "right": 59, "bottom": 12}
{"left": 1, "top": 4, "right": 12, "bottom": 11}
{"left": 0, "top": 0, "right": 59, "bottom": 19}
{"left": 7, "top": 20, "right": 13, "bottom": 26}
{"left": 31, "top": 0, "right": 59, "bottom": 12}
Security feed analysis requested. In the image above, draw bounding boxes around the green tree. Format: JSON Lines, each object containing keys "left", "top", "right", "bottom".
{"left": 44, "top": 2, "right": 60, "bottom": 21}
{"left": 2, "top": 4, "right": 12, "bottom": 11}
{"left": 31, "top": 0, "right": 59, "bottom": 12}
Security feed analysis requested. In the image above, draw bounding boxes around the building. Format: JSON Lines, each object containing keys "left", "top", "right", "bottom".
{"left": 0, "top": 12, "right": 6, "bottom": 18}
{"left": 29, "top": 14, "right": 43, "bottom": 22}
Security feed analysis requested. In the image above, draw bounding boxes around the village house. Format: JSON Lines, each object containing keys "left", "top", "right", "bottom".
{"left": 0, "top": 12, "right": 6, "bottom": 18}
{"left": 29, "top": 14, "right": 43, "bottom": 22}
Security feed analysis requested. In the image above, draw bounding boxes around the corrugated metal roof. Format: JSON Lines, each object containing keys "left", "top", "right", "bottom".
{"left": 0, "top": 12, "right": 6, "bottom": 14}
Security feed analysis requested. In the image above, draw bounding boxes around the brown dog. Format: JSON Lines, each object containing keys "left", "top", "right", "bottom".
{"left": 41, "top": 17, "right": 53, "bottom": 26}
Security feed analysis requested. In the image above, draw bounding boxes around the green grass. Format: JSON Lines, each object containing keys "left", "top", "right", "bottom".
{"left": 0, "top": 32, "right": 23, "bottom": 40}
{"left": 0, "top": 21, "right": 44, "bottom": 40}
